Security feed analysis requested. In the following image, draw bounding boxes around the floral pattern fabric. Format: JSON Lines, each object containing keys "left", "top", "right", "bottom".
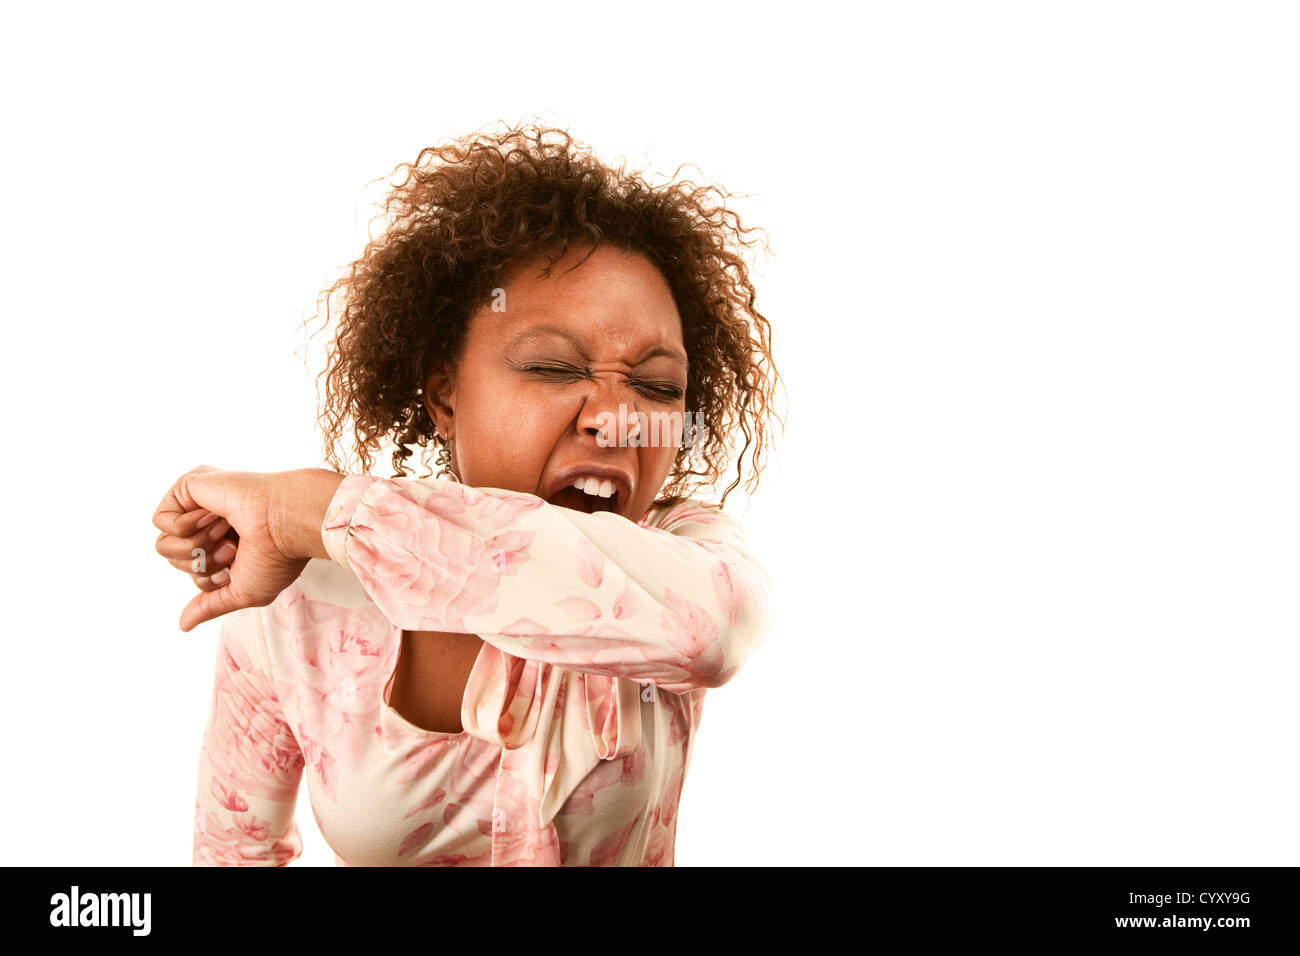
{"left": 193, "top": 475, "right": 773, "bottom": 866}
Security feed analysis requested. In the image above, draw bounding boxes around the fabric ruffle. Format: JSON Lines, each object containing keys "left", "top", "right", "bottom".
{"left": 459, "top": 644, "right": 644, "bottom": 863}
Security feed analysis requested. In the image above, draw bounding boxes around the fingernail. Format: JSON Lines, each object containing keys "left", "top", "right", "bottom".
{"left": 210, "top": 568, "right": 230, "bottom": 586}
{"left": 212, "top": 541, "right": 236, "bottom": 564}
{"left": 195, "top": 511, "right": 219, "bottom": 530}
{"left": 208, "top": 520, "right": 229, "bottom": 541}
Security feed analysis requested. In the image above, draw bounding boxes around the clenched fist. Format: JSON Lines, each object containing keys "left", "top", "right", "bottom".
{"left": 152, "top": 465, "right": 329, "bottom": 632}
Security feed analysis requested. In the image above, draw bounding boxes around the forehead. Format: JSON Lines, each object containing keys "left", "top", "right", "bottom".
{"left": 472, "top": 245, "right": 686, "bottom": 362}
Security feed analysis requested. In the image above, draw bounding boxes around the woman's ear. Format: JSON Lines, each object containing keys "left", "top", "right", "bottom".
{"left": 423, "top": 364, "right": 457, "bottom": 438}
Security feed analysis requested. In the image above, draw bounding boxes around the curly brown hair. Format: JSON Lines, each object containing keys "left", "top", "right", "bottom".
{"left": 301, "top": 119, "right": 783, "bottom": 509}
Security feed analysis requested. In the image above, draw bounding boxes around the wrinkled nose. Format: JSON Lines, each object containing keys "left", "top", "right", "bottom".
{"left": 576, "top": 374, "right": 641, "bottom": 444}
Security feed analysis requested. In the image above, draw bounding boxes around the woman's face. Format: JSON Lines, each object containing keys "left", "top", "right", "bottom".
{"left": 423, "top": 243, "right": 689, "bottom": 522}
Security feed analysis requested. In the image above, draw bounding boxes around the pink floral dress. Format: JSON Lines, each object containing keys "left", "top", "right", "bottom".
{"left": 193, "top": 474, "right": 773, "bottom": 866}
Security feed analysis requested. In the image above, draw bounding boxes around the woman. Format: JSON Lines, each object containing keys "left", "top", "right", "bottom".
{"left": 153, "top": 122, "right": 781, "bottom": 866}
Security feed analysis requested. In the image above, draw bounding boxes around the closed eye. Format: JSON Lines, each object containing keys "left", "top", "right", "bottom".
{"left": 523, "top": 364, "right": 585, "bottom": 380}
{"left": 634, "top": 381, "right": 684, "bottom": 400}
{"left": 522, "top": 364, "right": 683, "bottom": 400}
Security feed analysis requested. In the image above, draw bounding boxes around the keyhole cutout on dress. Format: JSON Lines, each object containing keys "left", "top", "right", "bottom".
{"left": 384, "top": 629, "right": 485, "bottom": 735}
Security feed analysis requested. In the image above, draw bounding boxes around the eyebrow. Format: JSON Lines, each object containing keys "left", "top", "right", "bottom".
{"left": 509, "top": 324, "right": 689, "bottom": 367}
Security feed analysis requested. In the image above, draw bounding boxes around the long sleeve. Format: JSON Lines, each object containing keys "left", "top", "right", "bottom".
{"left": 193, "top": 605, "right": 305, "bottom": 866}
{"left": 320, "top": 475, "right": 774, "bottom": 695}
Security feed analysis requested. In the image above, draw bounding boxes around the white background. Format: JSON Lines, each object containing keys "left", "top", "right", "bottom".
{"left": 1, "top": 1, "right": 1296, "bottom": 866}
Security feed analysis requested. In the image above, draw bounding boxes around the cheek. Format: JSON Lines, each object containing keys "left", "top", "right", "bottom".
{"left": 637, "top": 442, "right": 679, "bottom": 495}
{"left": 457, "top": 383, "right": 567, "bottom": 484}
{"left": 474, "top": 397, "right": 550, "bottom": 440}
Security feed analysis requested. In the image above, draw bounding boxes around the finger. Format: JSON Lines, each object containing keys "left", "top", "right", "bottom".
{"left": 179, "top": 575, "right": 243, "bottom": 632}
{"left": 153, "top": 478, "right": 204, "bottom": 535}
{"left": 154, "top": 505, "right": 217, "bottom": 541}
{"left": 165, "top": 552, "right": 229, "bottom": 575}
{"left": 179, "top": 507, "right": 220, "bottom": 531}
{"left": 167, "top": 538, "right": 239, "bottom": 574}
{"left": 156, "top": 517, "right": 231, "bottom": 560}
{"left": 190, "top": 571, "right": 229, "bottom": 592}
{"left": 152, "top": 466, "right": 222, "bottom": 535}
{"left": 180, "top": 528, "right": 236, "bottom": 568}
{"left": 166, "top": 556, "right": 229, "bottom": 576}
{"left": 167, "top": 537, "right": 237, "bottom": 575}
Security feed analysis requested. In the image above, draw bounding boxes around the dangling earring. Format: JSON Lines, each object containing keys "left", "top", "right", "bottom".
{"left": 435, "top": 434, "right": 462, "bottom": 483}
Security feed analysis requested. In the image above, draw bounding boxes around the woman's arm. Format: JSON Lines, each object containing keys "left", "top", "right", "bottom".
{"left": 284, "top": 472, "right": 774, "bottom": 695}
{"left": 193, "top": 606, "right": 305, "bottom": 866}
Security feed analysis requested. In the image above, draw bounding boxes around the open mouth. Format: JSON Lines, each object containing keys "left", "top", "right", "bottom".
{"left": 546, "top": 484, "right": 620, "bottom": 515}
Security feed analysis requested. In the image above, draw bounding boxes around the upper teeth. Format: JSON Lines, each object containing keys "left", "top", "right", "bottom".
{"left": 572, "top": 476, "right": 616, "bottom": 498}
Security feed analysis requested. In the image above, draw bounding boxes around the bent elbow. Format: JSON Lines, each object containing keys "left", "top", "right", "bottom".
{"left": 671, "top": 581, "right": 774, "bottom": 692}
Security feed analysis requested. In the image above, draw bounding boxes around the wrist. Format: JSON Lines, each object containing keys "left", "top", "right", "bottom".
{"left": 269, "top": 468, "right": 346, "bottom": 561}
